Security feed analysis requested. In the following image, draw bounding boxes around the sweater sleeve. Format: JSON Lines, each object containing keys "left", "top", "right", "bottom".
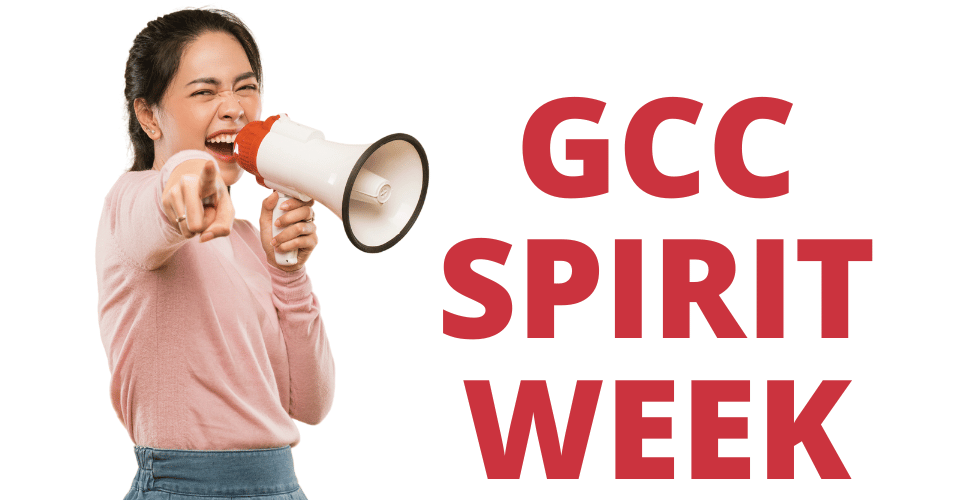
{"left": 268, "top": 266, "right": 336, "bottom": 425}
{"left": 105, "top": 151, "right": 218, "bottom": 270}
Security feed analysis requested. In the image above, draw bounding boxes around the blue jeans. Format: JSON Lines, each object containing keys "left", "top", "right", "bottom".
{"left": 124, "top": 446, "right": 308, "bottom": 499}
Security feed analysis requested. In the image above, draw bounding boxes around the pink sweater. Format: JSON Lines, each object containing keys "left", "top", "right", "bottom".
{"left": 96, "top": 150, "right": 335, "bottom": 450}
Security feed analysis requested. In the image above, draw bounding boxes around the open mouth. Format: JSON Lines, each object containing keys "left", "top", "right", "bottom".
{"left": 206, "top": 132, "right": 237, "bottom": 161}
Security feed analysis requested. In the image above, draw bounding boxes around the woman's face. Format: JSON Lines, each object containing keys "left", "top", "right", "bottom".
{"left": 152, "top": 31, "right": 261, "bottom": 185}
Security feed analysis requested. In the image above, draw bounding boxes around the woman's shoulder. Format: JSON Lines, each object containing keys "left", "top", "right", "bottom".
{"left": 102, "top": 169, "right": 161, "bottom": 211}
{"left": 108, "top": 168, "right": 159, "bottom": 189}
{"left": 233, "top": 218, "right": 262, "bottom": 245}
{"left": 232, "top": 218, "right": 269, "bottom": 263}
{"left": 234, "top": 218, "right": 259, "bottom": 234}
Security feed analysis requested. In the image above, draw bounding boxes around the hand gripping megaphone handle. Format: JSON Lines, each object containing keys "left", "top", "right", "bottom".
{"left": 272, "top": 192, "right": 298, "bottom": 266}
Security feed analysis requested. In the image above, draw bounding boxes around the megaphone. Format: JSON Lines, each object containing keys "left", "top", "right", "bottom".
{"left": 233, "top": 114, "right": 429, "bottom": 263}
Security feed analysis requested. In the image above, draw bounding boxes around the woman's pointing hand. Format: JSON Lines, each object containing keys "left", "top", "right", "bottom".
{"left": 162, "top": 159, "right": 235, "bottom": 242}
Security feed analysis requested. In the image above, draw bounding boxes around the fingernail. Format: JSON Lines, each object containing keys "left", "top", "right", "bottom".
{"left": 271, "top": 238, "right": 277, "bottom": 246}
{"left": 201, "top": 232, "right": 213, "bottom": 242}
{"left": 275, "top": 219, "right": 281, "bottom": 227}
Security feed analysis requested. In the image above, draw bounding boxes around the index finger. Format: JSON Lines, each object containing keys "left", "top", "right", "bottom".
{"left": 281, "top": 196, "right": 314, "bottom": 211}
{"left": 200, "top": 185, "right": 235, "bottom": 243}
{"left": 198, "top": 161, "right": 219, "bottom": 199}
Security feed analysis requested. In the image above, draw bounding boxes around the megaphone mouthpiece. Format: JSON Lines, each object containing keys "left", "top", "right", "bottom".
{"left": 233, "top": 115, "right": 282, "bottom": 188}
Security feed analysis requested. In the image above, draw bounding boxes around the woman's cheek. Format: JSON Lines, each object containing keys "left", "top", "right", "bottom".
{"left": 248, "top": 96, "right": 262, "bottom": 121}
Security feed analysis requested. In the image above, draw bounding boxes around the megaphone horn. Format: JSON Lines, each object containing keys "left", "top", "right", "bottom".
{"left": 234, "top": 114, "right": 429, "bottom": 262}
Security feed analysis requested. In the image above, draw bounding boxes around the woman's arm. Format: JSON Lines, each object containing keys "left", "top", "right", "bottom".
{"left": 256, "top": 191, "right": 334, "bottom": 424}
{"left": 104, "top": 151, "right": 233, "bottom": 270}
{"left": 269, "top": 267, "right": 336, "bottom": 425}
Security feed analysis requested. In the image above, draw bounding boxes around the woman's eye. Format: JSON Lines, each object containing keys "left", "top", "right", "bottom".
{"left": 236, "top": 85, "right": 258, "bottom": 93}
{"left": 191, "top": 90, "right": 214, "bottom": 96}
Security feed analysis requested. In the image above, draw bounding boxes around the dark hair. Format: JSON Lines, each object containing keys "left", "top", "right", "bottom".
{"left": 124, "top": 9, "right": 262, "bottom": 171}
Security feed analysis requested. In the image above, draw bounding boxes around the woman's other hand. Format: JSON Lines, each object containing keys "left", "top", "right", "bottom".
{"left": 162, "top": 159, "right": 235, "bottom": 242}
{"left": 260, "top": 192, "right": 318, "bottom": 272}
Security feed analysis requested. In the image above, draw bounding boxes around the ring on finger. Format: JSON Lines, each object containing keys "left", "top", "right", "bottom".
{"left": 177, "top": 213, "right": 187, "bottom": 223}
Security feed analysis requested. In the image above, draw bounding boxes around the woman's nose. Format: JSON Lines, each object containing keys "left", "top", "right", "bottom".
{"left": 218, "top": 91, "right": 245, "bottom": 121}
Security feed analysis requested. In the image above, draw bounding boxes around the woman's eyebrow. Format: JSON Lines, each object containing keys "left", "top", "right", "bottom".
{"left": 185, "top": 72, "right": 257, "bottom": 87}
{"left": 234, "top": 71, "right": 257, "bottom": 84}
{"left": 186, "top": 77, "right": 220, "bottom": 87}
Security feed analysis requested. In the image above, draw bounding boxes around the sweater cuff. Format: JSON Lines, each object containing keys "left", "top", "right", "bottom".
{"left": 159, "top": 150, "right": 219, "bottom": 190}
{"left": 269, "top": 265, "right": 314, "bottom": 302}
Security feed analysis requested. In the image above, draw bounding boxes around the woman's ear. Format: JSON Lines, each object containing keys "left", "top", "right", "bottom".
{"left": 134, "top": 98, "right": 160, "bottom": 140}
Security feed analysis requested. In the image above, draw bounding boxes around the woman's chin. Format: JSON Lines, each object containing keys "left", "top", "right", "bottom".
{"left": 217, "top": 160, "right": 244, "bottom": 186}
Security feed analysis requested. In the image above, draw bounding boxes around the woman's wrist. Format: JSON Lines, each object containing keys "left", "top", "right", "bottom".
{"left": 268, "top": 263, "right": 306, "bottom": 277}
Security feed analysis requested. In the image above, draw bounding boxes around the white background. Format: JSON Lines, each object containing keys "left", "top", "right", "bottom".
{"left": 1, "top": 1, "right": 971, "bottom": 497}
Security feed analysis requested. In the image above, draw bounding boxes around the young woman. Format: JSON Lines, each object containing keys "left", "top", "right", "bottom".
{"left": 97, "top": 9, "right": 333, "bottom": 499}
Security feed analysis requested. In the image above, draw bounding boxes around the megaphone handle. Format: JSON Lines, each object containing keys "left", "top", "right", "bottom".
{"left": 272, "top": 192, "right": 299, "bottom": 266}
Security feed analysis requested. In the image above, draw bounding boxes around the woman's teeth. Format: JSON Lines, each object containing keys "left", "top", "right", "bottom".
{"left": 206, "top": 133, "right": 237, "bottom": 144}
{"left": 206, "top": 133, "right": 237, "bottom": 157}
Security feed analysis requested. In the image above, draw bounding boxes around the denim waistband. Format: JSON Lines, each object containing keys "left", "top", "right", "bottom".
{"left": 131, "top": 445, "right": 300, "bottom": 496}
